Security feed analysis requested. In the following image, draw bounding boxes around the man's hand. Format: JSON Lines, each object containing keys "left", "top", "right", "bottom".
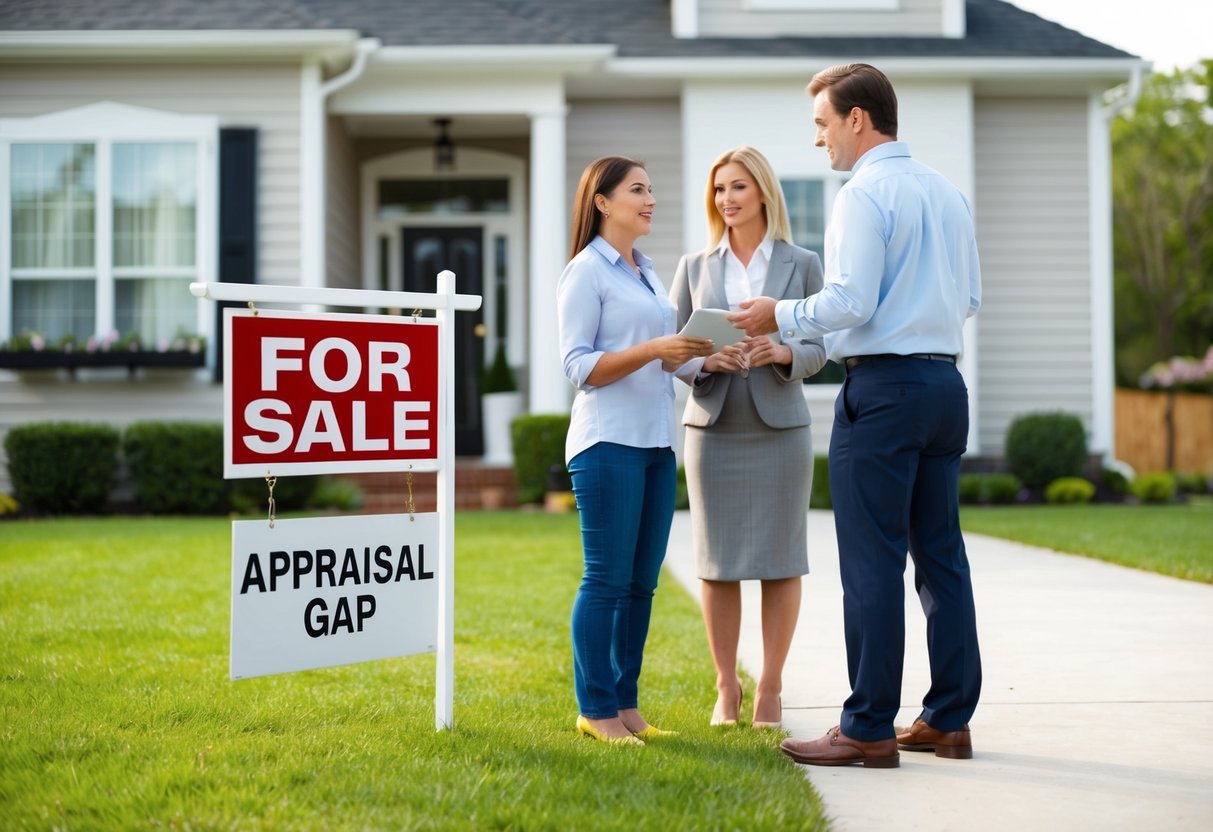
{"left": 726, "top": 297, "right": 779, "bottom": 337}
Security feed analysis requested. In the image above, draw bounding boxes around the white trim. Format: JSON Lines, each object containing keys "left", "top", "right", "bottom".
{"left": 1088, "top": 93, "right": 1115, "bottom": 459}
{"left": 672, "top": 0, "right": 699, "bottom": 38}
{"left": 744, "top": 0, "right": 898, "bottom": 9}
{"left": 0, "top": 30, "right": 360, "bottom": 61}
{"left": 942, "top": 0, "right": 966, "bottom": 39}
{"left": 371, "top": 44, "right": 615, "bottom": 70}
{"left": 608, "top": 56, "right": 1145, "bottom": 80}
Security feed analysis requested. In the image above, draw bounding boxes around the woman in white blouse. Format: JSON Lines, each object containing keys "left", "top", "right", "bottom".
{"left": 669, "top": 146, "right": 827, "bottom": 729}
{"left": 557, "top": 155, "right": 713, "bottom": 745}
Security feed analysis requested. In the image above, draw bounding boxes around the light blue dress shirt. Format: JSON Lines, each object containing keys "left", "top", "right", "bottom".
{"left": 558, "top": 236, "right": 678, "bottom": 464}
{"left": 774, "top": 141, "right": 981, "bottom": 362}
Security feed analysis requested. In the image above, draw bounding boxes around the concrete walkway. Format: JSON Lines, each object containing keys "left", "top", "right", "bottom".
{"left": 662, "top": 509, "right": 1213, "bottom": 831}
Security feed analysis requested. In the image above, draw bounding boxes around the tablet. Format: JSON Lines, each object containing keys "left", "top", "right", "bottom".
{"left": 678, "top": 307, "right": 746, "bottom": 348}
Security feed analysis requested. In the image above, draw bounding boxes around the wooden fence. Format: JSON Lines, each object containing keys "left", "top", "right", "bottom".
{"left": 1115, "top": 388, "right": 1213, "bottom": 474}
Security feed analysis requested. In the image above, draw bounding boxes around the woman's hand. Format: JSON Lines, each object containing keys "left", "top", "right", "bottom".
{"left": 703, "top": 343, "right": 747, "bottom": 374}
{"left": 744, "top": 336, "right": 792, "bottom": 368}
{"left": 652, "top": 335, "right": 714, "bottom": 372}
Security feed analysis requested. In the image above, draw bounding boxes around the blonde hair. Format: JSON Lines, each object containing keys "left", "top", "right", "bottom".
{"left": 568, "top": 155, "right": 646, "bottom": 262}
{"left": 704, "top": 146, "right": 792, "bottom": 247}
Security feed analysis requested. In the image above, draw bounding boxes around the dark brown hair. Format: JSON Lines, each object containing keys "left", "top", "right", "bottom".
{"left": 808, "top": 63, "right": 898, "bottom": 138}
{"left": 568, "top": 155, "right": 646, "bottom": 261}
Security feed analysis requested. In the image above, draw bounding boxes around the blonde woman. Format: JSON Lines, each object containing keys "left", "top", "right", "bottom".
{"left": 669, "top": 146, "right": 826, "bottom": 728}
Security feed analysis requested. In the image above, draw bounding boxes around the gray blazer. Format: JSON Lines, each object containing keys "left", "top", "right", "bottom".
{"left": 670, "top": 241, "right": 827, "bottom": 429}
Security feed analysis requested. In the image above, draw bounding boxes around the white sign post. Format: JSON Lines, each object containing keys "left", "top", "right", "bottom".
{"left": 190, "top": 272, "right": 480, "bottom": 730}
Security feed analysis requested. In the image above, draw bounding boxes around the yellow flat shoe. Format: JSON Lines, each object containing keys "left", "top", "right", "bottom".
{"left": 577, "top": 715, "right": 644, "bottom": 746}
{"left": 631, "top": 724, "right": 678, "bottom": 739}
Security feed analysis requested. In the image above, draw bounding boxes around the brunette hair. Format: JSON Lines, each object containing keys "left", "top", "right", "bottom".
{"left": 704, "top": 146, "right": 792, "bottom": 247}
{"left": 568, "top": 155, "right": 646, "bottom": 261}
{"left": 807, "top": 63, "right": 898, "bottom": 138}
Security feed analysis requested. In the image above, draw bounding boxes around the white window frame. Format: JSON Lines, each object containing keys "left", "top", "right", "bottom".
{"left": 0, "top": 102, "right": 217, "bottom": 347}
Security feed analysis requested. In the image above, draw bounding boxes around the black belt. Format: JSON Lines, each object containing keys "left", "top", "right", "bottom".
{"left": 844, "top": 353, "right": 956, "bottom": 370}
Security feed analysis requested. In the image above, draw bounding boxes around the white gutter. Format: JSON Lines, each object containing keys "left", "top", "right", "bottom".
{"left": 607, "top": 55, "right": 1145, "bottom": 80}
{"left": 0, "top": 30, "right": 361, "bottom": 62}
{"left": 1090, "top": 61, "right": 1146, "bottom": 463}
{"left": 301, "top": 37, "right": 380, "bottom": 292}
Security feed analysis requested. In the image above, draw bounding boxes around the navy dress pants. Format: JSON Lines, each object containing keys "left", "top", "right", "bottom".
{"left": 829, "top": 356, "right": 982, "bottom": 742}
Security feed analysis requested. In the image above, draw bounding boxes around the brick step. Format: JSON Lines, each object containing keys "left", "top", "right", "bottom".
{"left": 335, "top": 465, "right": 518, "bottom": 513}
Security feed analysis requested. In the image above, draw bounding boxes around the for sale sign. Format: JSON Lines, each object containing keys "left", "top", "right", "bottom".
{"left": 230, "top": 513, "right": 439, "bottom": 680}
{"left": 224, "top": 308, "right": 439, "bottom": 477}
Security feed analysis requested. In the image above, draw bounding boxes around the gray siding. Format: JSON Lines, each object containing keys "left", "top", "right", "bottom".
{"left": 973, "top": 96, "right": 1093, "bottom": 455}
{"left": 698, "top": 0, "right": 946, "bottom": 38}
{"left": 326, "top": 115, "right": 360, "bottom": 290}
{"left": 0, "top": 61, "right": 303, "bottom": 288}
{"left": 565, "top": 99, "right": 684, "bottom": 290}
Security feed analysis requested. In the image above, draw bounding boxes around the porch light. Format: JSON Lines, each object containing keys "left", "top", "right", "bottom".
{"left": 433, "top": 118, "right": 455, "bottom": 171}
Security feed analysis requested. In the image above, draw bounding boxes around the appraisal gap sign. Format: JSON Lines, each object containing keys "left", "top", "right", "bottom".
{"left": 230, "top": 513, "right": 439, "bottom": 679}
{"left": 225, "top": 308, "right": 439, "bottom": 477}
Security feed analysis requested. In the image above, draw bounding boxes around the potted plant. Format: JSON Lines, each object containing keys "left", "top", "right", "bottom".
{"left": 480, "top": 343, "right": 522, "bottom": 466}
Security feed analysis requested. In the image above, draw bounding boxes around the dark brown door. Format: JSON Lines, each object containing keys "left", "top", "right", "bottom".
{"left": 401, "top": 227, "right": 484, "bottom": 456}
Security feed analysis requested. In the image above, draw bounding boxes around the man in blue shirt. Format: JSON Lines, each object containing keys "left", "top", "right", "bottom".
{"left": 730, "top": 63, "right": 982, "bottom": 768}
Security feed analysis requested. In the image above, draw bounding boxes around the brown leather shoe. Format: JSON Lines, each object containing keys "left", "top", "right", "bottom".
{"left": 895, "top": 718, "right": 972, "bottom": 759}
{"left": 779, "top": 726, "right": 899, "bottom": 768}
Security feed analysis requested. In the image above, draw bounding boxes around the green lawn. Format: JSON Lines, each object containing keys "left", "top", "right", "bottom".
{"left": 960, "top": 501, "right": 1213, "bottom": 583}
{"left": 0, "top": 513, "right": 825, "bottom": 831}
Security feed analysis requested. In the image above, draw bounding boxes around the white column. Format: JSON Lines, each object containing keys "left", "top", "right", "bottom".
{"left": 527, "top": 107, "right": 569, "bottom": 414}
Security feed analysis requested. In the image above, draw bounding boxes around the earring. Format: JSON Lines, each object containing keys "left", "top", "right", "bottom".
{"left": 602, "top": 210, "right": 610, "bottom": 218}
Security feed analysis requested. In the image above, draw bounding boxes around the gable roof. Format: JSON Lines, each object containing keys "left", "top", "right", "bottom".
{"left": 0, "top": 0, "right": 1138, "bottom": 61}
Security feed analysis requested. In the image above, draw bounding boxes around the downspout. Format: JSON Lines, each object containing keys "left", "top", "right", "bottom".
{"left": 301, "top": 37, "right": 380, "bottom": 291}
{"left": 1091, "top": 62, "right": 1145, "bottom": 465}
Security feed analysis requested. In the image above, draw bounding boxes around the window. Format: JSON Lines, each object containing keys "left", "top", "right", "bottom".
{"left": 780, "top": 177, "right": 846, "bottom": 385}
{"left": 1, "top": 103, "right": 215, "bottom": 353}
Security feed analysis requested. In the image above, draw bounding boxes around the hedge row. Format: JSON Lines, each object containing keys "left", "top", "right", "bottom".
{"left": 4, "top": 421, "right": 320, "bottom": 516}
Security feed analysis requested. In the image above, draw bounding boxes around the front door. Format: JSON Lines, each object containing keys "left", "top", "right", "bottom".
{"left": 401, "top": 227, "right": 485, "bottom": 455}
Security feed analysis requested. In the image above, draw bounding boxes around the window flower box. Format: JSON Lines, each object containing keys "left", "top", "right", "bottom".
{"left": 0, "top": 349, "right": 205, "bottom": 372}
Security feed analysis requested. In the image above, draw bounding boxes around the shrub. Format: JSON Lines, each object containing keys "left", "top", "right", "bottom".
{"left": 675, "top": 465, "right": 689, "bottom": 511}
{"left": 959, "top": 473, "right": 1022, "bottom": 505}
{"left": 809, "top": 455, "right": 831, "bottom": 509}
{"left": 1100, "top": 466, "right": 1131, "bottom": 495}
{"left": 4, "top": 422, "right": 120, "bottom": 513}
{"left": 1044, "top": 477, "right": 1096, "bottom": 504}
{"left": 1005, "top": 411, "right": 1087, "bottom": 489}
{"left": 0, "top": 492, "right": 19, "bottom": 517}
{"left": 124, "top": 421, "right": 227, "bottom": 514}
{"left": 309, "top": 477, "right": 365, "bottom": 512}
{"left": 1131, "top": 472, "right": 1177, "bottom": 504}
{"left": 480, "top": 343, "right": 518, "bottom": 394}
{"left": 228, "top": 474, "right": 319, "bottom": 515}
{"left": 510, "top": 414, "right": 570, "bottom": 504}
{"left": 1173, "top": 471, "right": 1210, "bottom": 495}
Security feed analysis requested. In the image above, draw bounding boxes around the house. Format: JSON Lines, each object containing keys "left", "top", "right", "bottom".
{"left": 0, "top": 0, "right": 1145, "bottom": 493}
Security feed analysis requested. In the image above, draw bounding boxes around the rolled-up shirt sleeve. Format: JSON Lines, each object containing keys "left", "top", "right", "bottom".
{"left": 558, "top": 265, "right": 605, "bottom": 390}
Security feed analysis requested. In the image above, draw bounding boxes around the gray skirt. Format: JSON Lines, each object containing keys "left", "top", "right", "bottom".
{"left": 684, "top": 376, "right": 812, "bottom": 581}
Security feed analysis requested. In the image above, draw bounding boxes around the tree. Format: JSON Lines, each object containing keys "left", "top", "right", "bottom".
{"left": 1111, "top": 61, "right": 1213, "bottom": 387}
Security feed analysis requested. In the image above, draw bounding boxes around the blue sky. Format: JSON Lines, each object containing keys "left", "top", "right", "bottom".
{"left": 1007, "top": 0, "right": 1211, "bottom": 72}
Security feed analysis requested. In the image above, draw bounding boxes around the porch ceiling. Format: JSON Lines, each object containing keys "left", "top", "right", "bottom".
{"left": 341, "top": 113, "right": 532, "bottom": 139}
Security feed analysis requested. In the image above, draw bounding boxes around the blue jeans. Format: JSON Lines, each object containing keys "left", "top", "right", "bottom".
{"left": 568, "top": 442, "right": 676, "bottom": 719}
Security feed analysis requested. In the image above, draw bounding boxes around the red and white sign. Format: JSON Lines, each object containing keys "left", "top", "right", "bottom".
{"left": 224, "top": 308, "right": 439, "bottom": 477}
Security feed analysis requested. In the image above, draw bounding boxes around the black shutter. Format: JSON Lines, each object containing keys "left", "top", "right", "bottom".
{"left": 214, "top": 127, "right": 258, "bottom": 382}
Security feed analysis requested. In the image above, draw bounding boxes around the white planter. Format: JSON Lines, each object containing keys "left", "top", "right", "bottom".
{"left": 481, "top": 391, "right": 523, "bottom": 466}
